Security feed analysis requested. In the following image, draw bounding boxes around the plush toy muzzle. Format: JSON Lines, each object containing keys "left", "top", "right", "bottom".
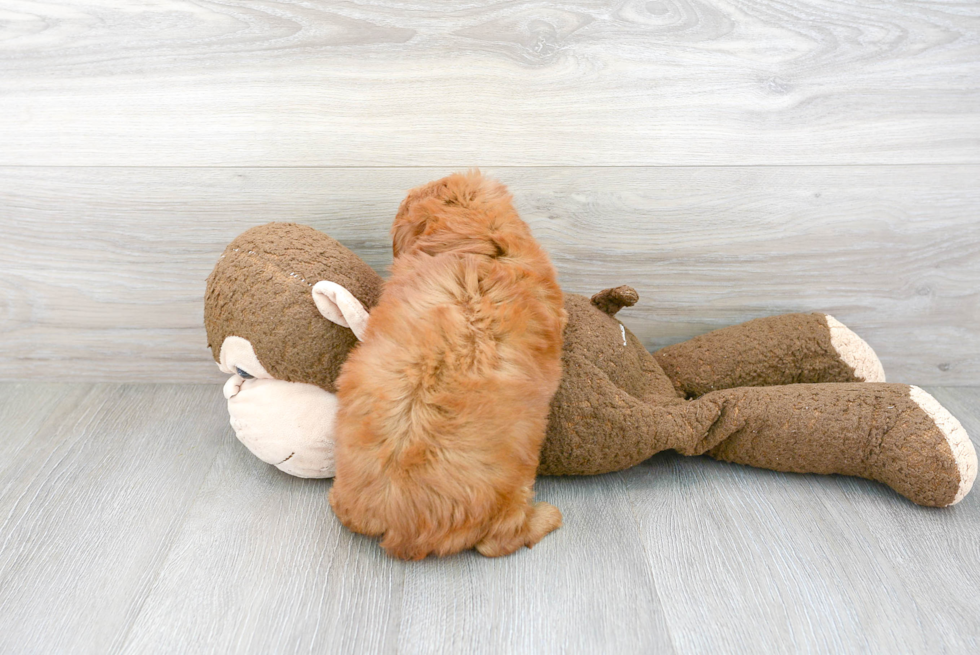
{"left": 218, "top": 335, "right": 339, "bottom": 477}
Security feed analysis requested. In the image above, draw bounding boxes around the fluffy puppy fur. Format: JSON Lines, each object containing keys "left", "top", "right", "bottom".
{"left": 329, "top": 171, "right": 566, "bottom": 559}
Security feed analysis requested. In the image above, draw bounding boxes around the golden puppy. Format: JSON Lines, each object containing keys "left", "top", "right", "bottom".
{"left": 329, "top": 171, "right": 566, "bottom": 559}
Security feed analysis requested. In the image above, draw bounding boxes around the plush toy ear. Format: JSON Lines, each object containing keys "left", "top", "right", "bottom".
{"left": 311, "top": 280, "right": 370, "bottom": 341}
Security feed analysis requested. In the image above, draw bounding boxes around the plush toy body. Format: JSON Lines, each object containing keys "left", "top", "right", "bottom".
{"left": 543, "top": 291, "right": 975, "bottom": 507}
{"left": 206, "top": 217, "right": 976, "bottom": 508}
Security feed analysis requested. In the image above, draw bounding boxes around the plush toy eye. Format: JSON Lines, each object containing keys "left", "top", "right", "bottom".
{"left": 236, "top": 367, "right": 254, "bottom": 379}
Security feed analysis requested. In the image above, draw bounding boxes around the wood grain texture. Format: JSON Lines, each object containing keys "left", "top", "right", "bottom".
{"left": 1, "top": 383, "right": 978, "bottom": 653}
{"left": 122, "top": 457, "right": 673, "bottom": 655}
{"left": 119, "top": 438, "right": 403, "bottom": 655}
{"left": 620, "top": 388, "right": 980, "bottom": 654}
{"left": 396, "top": 475, "right": 674, "bottom": 655}
{"left": 0, "top": 1, "right": 978, "bottom": 166}
{"left": 0, "top": 382, "right": 85, "bottom": 466}
{"left": 826, "top": 386, "right": 980, "bottom": 653}
{"left": 0, "top": 384, "right": 226, "bottom": 654}
{"left": 2, "top": 166, "right": 977, "bottom": 384}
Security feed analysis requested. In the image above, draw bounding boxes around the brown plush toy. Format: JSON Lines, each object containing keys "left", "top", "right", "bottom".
{"left": 206, "top": 213, "right": 976, "bottom": 508}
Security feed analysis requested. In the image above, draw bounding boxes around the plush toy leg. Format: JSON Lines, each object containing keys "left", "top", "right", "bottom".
{"left": 653, "top": 313, "right": 886, "bottom": 397}
{"left": 677, "top": 383, "right": 977, "bottom": 507}
{"left": 542, "top": 349, "right": 975, "bottom": 506}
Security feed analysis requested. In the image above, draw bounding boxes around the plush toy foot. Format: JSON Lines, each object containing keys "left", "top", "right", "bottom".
{"left": 654, "top": 313, "right": 885, "bottom": 397}
{"left": 906, "top": 386, "right": 977, "bottom": 505}
{"left": 697, "top": 383, "right": 976, "bottom": 507}
{"left": 825, "top": 315, "right": 885, "bottom": 383}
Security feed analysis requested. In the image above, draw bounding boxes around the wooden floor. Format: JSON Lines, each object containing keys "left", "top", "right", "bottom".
{"left": 0, "top": 382, "right": 977, "bottom": 653}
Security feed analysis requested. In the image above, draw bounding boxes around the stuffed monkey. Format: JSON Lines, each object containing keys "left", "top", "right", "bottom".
{"left": 205, "top": 216, "right": 976, "bottom": 507}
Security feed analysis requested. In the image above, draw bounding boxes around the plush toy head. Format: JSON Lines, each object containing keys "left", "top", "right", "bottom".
{"left": 204, "top": 223, "right": 382, "bottom": 477}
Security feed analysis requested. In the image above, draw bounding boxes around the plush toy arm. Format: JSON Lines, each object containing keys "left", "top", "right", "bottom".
{"left": 653, "top": 313, "right": 885, "bottom": 398}
{"left": 540, "top": 350, "right": 725, "bottom": 477}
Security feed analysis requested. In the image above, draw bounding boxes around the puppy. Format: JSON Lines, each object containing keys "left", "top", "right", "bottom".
{"left": 329, "top": 171, "right": 566, "bottom": 559}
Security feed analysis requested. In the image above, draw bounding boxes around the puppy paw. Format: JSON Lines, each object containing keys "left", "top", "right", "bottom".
{"left": 475, "top": 501, "right": 562, "bottom": 557}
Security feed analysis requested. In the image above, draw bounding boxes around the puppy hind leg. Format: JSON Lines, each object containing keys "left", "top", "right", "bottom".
{"left": 475, "top": 500, "right": 563, "bottom": 558}
{"left": 380, "top": 534, "right": 431, "bottom": 561}
{"left": 328, "top": 486, "right": 387, "bottom": 538}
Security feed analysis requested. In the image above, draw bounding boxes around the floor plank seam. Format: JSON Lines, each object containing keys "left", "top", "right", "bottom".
{"left": 616, "top": 469, "right": 681, "bottom": 655}
{"left": 0, "top": 386, "right": 104, "bottom": 565}
{"left": 112, "top": 439, "right": 226, "bottom": 655}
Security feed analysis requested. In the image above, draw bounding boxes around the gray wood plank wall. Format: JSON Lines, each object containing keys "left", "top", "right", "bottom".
{"left": 1, "top": 0, "right": 978, "bottom": 166}
{"left": 1, "top": 1, "right": 978, "bottom": 385}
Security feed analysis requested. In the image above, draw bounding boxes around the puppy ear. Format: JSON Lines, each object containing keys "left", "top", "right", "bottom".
{"left": 391, "top": 207, "right": 427, "bottom": 258}
{"left": 392, "top": 181, "right": 450, "bottom": 257}
{"left": 311, "top": 281, "right": 370, "bottom": 340}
